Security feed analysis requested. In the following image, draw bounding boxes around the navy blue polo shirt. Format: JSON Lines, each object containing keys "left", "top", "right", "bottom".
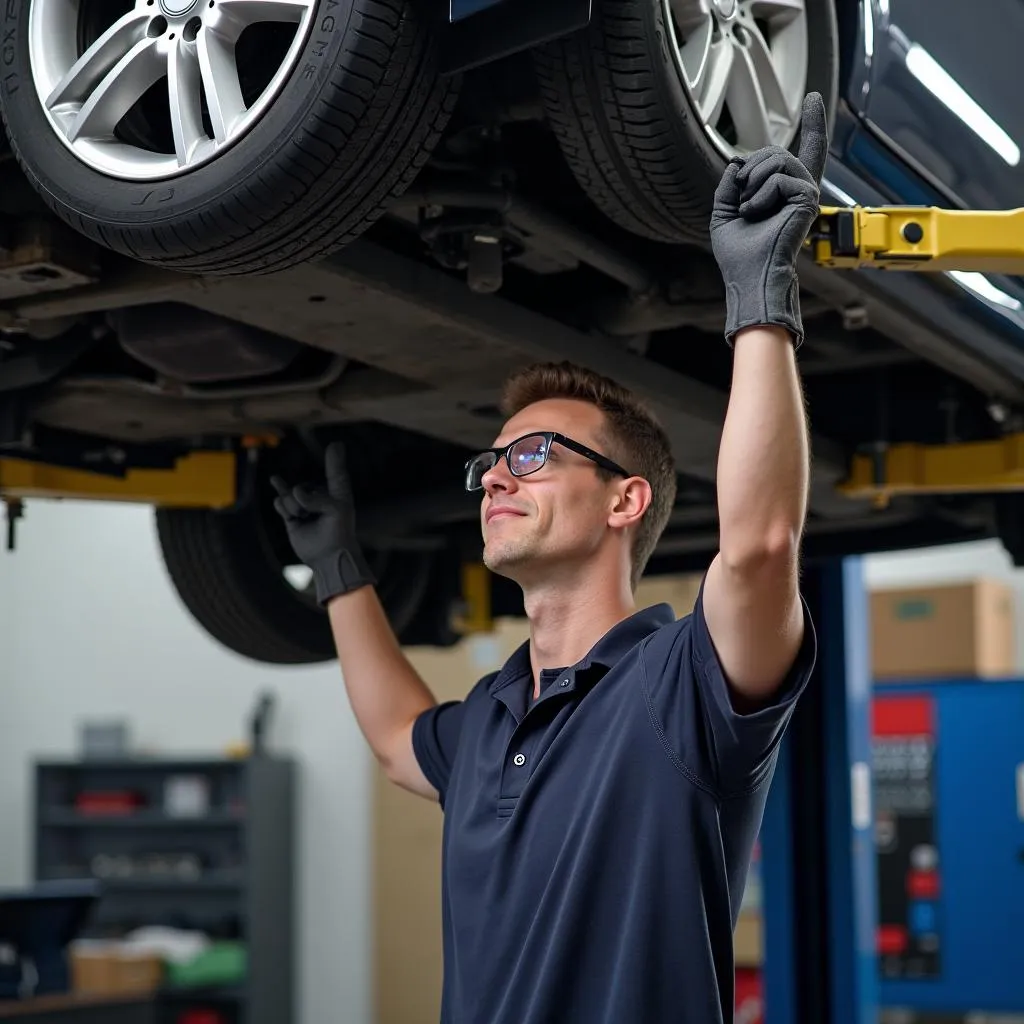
{"left": 412, "top": 578, "right": 816, "bottom": 1024}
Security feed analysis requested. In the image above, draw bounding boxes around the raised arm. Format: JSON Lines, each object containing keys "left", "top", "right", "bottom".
{"left": 701, "top": 93, "right": 828, "bottom": 706}
{"left": 272, "top": 443, "right": 440, "bottom": 800}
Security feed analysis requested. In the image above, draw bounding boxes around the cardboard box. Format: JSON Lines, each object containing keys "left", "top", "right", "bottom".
{"left": 70, "top": 946, "right": 164, "bottom": 996}
{"left": 870, "top": 579, "right": 1015, "bottom": 680}
{"left": 734, "top": 911, "right": 763, "bottom": 967}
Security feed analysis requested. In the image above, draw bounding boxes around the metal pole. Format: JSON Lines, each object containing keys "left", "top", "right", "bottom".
{"left": 759, "top": 557, "right": 880, "bottom": 1024}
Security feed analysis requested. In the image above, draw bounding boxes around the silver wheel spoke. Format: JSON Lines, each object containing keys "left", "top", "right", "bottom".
{"left": 741, "top": 20, "right": 793, "bottom": 127}
{"left": 216, "top": 0, "right": 315, "bottom": 25}
{"left": 726, "top": 44, "right": 773, "bottom": 150}
{"left": 168, "top": 37, "right": 206, "bottom": 166}
{"left": 197, "top": 29, "right": 246, "bottom": 144}
{"left": 677, "top": 14, "right": 712, "bottom": 87}
{"left": 46, "top": 9, "right": 152, "bottom": 109}
{"left": 67, "top": 36, "right": 165, "bottom": 142}
{"left": 692, "top": 35, "right": 735, "bottom": 125}
{"left": 744, "top": 0, "right": 804, "bottom": 23}
{"left": 670, "top": 0, "right": 713, "bottom": 36}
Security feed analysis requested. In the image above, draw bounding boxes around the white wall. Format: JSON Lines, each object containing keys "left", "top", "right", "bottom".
{"left": 0, "top": 499, "right": 372, "bottom": 1024}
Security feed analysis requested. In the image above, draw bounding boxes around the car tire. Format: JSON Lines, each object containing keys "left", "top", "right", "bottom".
{"left": 155, "top": 499, "right": 437, "bottom": 665}
{"left": 0, "top": 0, "right": 459, "bottom": 275}
{"left": 532, "top": 0, "right": 838, "bottom": 244}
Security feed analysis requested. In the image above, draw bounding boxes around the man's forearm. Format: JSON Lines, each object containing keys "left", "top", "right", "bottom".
{"left": 327, "top": 585, "right": 438, "bottom": 768}
{"left": 716, "top": 325, "right": 809, "bottom": 565}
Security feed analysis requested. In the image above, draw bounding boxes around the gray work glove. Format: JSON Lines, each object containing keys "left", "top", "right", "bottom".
{"left": 270, "top": 442, "right": 376, "bottom": 607}
{"left": 709, "top": 91, "right": 829, "bottom": 347}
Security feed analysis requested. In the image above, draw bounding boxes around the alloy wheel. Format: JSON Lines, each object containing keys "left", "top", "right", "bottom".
{"left": 28, "top": 0, "right": 317, "bottom": 179}
{"left": 664, "top": 0, "right": 809, "bottom": 158}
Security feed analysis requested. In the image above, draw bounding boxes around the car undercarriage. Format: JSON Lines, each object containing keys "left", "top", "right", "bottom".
{"left": 2, "top": 0, "right": 1023, "bottom": 663}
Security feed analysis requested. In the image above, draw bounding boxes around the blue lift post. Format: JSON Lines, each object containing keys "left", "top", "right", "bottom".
{"left": 760, "top": 557, "right": 880, "bottom": 1024}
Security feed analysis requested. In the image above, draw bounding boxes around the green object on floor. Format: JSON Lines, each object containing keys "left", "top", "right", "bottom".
{"left": 166, "top": 941, "right": 247, "bottom": 988}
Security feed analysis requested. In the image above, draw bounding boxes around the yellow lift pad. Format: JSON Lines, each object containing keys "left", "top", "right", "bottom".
{"left": 841, "top": 434, "right": 1024, "bottom": 501}
{"left": 0, "top": 451, "right": 237, "bottom": 508}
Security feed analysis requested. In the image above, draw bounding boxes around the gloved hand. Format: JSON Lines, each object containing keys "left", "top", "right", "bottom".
{"left": 270, "top": 442, "right": 376, "bottom": 606}
{"left": 709, "top": 91, "right": 829, "bottom": 347}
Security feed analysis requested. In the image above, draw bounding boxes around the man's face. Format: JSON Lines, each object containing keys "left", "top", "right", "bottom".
{"left": 478, "top": 399, "right": 626, "bottom": 583}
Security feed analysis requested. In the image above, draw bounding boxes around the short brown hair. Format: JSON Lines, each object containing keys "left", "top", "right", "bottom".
{"left": 500, "top": 361, "right": 676, "bottom": 588}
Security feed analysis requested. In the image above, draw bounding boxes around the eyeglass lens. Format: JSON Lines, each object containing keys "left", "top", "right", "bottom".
{"left": 465, "top": 434, "right": 550, "bottom": 490}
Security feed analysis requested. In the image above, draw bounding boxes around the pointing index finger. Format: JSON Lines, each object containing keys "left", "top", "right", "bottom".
{"left": 796, "top": 91, "right": 829, "bottom": 185}
{"left": 325, "top": 442, "right": 351, "bottom": 498}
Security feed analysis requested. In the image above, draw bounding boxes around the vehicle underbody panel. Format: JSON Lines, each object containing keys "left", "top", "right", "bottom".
{"left": 0, "top": 215, "right": 1016, "bottom": 572}
{"left": 439, "top": 0, "right": 592, "bottom": 72}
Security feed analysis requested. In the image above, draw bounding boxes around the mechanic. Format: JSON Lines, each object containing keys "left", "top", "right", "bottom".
{"left": 270, "top": 92, "right": 828, "bottom": 1024}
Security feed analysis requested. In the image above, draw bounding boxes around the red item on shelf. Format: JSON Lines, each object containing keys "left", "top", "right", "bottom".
{"left": 75, "top": 791, "right": 146, "bottom": 815}
{"left": 735, "top": 967, "right": 763, "bottom": 1024}
{"left": 177, "top": 1011, "right": 225, "bottom": 1024}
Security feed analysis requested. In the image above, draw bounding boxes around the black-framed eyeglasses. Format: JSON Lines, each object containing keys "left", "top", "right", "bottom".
{"left": 464, "top": 431, "right": 632, "bottom": 492}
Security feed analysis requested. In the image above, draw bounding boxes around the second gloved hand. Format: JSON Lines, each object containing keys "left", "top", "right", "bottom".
{"left": 270, "top": 441, "right": 376, "bottom": 606}
{"left": 709, "top": 91, "right": 829, "bottom": 347}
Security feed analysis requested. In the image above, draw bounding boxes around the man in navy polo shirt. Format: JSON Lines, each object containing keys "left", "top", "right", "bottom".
{"left": 273, "top": 92, "right": 829, "bottom": 1023}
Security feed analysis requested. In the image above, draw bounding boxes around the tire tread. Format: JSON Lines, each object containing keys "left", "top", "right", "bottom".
{"left": 534, "top": 0, "right": 738, "bottom": 242}
{"left": 156, "top": 507, "right": 328, "bottom": 664}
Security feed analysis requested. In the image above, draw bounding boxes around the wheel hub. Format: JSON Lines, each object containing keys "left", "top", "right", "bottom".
{"left": 159, "top": 0, "right": 199, "bottom": 18}
{"left": 713, "top": 0, "right": 737, "bottom": 22}
{"left": 27, "top": 0, "right": 317, "bottom": 181}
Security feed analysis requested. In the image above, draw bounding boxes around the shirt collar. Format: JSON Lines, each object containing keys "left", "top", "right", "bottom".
{"left": 488, "top": 603, "right": 676, "bottom": 695}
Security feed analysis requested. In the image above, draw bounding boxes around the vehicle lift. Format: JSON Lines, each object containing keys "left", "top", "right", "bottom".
{"left": 2, "top": 205, "right": 1024, "bottom": 1024}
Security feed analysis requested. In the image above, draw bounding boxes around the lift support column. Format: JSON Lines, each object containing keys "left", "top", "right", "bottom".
{"left": 760, "top": 557, "right": 879, "bottom": 1024}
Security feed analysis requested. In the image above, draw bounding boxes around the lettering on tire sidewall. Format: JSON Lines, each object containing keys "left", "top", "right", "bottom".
{"left": 2, "top": 0, "right": 22, "bottom": 100}
{"left": 299, "top": 0, "right": 341, "bottom": 82}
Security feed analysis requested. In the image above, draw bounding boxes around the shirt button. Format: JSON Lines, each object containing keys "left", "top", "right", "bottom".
{"left": 513, "top": 753, "right": 526, "bottom": 766}
{"left": 560, "top": 678, "right": 570, "bottom": 687}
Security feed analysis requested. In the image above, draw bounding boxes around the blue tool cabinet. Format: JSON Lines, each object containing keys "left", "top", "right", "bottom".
{"left": 872, "top": 679, "right": 1024, "bottom": 1015}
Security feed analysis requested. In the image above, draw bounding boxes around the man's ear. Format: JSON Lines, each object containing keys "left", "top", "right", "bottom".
{"left": 608, "top": 477, "right": 652, "bottom": 532}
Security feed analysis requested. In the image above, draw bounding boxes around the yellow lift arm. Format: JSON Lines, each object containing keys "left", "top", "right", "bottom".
{"left": 806, "top": 203, "right": 1024, "bottom": 502}
{"left": 0, "top": 451, "right": 238, "bottom": 509}
{"left": 808, "top": 204, "right": 1024, "bottom": 275}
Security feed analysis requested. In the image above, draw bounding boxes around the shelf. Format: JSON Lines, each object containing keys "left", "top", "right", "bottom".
{"left": 40, "top": 811, "right": 245, "bottom": 828}
{"left": 37, "top": 759, "right": 249, "bottom": 772}
{"left": 33, "top": 756, "right": 294, "bottom": 1024}
{"left": 96, "top": 875, "right": 245, "bottom": 892}
{"left": 159, "top": 983, "right": 246, "bottom": 1003}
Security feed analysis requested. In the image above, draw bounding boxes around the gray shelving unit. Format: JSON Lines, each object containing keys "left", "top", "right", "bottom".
{"left": 32, "top": 756, "right": 295, "bottom": 1024}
